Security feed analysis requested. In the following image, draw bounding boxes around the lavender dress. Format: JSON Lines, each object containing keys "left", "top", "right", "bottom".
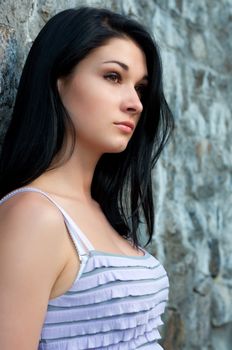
{"left": 0, "top": 187, "right": 169, "bottom": 349}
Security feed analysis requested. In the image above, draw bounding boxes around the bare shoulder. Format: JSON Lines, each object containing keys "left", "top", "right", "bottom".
{"left": 0, "top": 190, "right": 68, "bottom": 279}
{"left": 0, "top": 189, "right": 68, "bottom": 280}
{"left": 0, "top": 190, "right": 63, "bottom": 231}
{"left": 0, "top": 191, "right": 68, "bottom": 349}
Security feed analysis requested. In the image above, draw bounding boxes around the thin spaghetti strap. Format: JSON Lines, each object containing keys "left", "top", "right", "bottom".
{"left": 0, "top": 187, "right": 95, "bottom": 259}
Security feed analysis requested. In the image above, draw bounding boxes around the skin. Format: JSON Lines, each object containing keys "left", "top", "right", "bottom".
{"left": 0, "top": 37, "right": 148, "bottom": 349}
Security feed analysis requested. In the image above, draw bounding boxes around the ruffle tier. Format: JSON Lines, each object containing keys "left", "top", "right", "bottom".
{"left": 39, "top": 319, "right": 162, "bottom": 350}
{"left": 40, "top": 250, "right": 169, "bottom": 350}
{"left": 45, "top": 296, "right": 167, "bottom": 324}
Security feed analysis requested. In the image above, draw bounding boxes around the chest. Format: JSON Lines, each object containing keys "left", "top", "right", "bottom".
{"left": 42, "top": 252, "right": 169, "bottom": 350}
{"left": 50, "top": 195, "right": 144, "bottom": 300}
{"left": 54, "top": 195, "right": 142, "bottom": 256}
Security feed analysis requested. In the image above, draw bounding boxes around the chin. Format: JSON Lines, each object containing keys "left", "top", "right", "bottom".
{"left": 104, "top": 141, "right": 129, "bottom": 154}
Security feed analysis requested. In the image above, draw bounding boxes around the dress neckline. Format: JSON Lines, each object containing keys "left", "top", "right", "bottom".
{"left": 4, "top": 186, "right": 147, "bottom": 259}
{"left": 89, "top": 247, "right": 149, "bottom": 259}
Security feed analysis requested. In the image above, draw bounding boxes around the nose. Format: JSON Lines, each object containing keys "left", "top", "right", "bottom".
{"left": 121, "top": 86, "right": 143, "bottom": 115}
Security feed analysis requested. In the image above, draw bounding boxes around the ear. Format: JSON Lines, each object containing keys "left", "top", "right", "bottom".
{"left": 57, "top": 78, "right": 63, "bottom": 94}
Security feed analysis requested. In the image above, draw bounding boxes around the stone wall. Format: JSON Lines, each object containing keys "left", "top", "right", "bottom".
{"left": 0, "top": 0, "right": 231, "bottom": 349}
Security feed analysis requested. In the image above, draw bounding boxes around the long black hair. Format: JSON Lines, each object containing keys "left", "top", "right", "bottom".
{"left": 0, "top": 6, "right": 174, "bottom": 247}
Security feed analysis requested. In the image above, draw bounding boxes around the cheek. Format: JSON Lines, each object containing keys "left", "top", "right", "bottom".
{"left": 64, "top": 80, "right": 111, "bottom": 120}
{"left": 63, "top": 93, "right": 108, "bottom": 141}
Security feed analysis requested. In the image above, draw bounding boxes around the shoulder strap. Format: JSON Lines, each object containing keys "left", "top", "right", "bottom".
{"left": 0, "top": 187, "right": 95, "bottom": 258}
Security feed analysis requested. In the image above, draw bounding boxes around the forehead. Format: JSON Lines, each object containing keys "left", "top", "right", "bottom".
{"left": 80, "top": 37, "right": 148, "bottom": 77}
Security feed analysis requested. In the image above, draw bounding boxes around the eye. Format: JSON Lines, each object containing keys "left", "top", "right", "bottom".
{"left": 104, "top": 72, "right": 122, "bottom": 84}
{"left": 135, "top": 84, "right": 147, "bottom": 99}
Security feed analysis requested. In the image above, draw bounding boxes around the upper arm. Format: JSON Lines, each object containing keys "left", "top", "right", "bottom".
{"left": 0, "top": 193, "right": 67, "bottom": 350}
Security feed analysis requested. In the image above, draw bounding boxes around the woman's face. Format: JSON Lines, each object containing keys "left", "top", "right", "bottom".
{"left": 58, "top": 37, "right": 148, "bottom": 155}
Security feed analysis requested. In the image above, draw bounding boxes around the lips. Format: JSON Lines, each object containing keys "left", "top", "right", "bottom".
{"left": 114, "top": 121, "right": 135, "bottom": 131}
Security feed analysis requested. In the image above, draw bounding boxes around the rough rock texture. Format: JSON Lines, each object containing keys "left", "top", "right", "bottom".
{"left": 0, "top": 0, "right": 231, "bottom": 349}
{"left": 0, "top": 23, "right": 17, "bottom": 142}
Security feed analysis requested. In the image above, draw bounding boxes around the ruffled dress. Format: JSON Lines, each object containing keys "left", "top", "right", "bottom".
{"left": 0, "top": 187, "right": 169, "bottom": 350}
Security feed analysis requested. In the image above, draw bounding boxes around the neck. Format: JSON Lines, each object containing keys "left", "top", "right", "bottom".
{"left": 32, "top": 142, "right": 102, "bottom": 202}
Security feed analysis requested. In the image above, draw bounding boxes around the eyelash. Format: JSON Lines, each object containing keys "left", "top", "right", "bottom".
{"left": 103, "top": 72, "right": 147, "bottom": 99}
{"left": 135, "top": 85, "right": 147, "bottom": 99}
{"left": 104, "top": 72, "right": 122, "bottom": 84}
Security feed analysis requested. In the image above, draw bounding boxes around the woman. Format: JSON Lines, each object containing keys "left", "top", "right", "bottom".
{"left": 0, "top": 6, "right": 174, "bottom": 350}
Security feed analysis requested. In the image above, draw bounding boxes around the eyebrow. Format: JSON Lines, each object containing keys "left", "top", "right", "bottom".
{"left": 102, "top": 60, "right": 148, "bottom": 81}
